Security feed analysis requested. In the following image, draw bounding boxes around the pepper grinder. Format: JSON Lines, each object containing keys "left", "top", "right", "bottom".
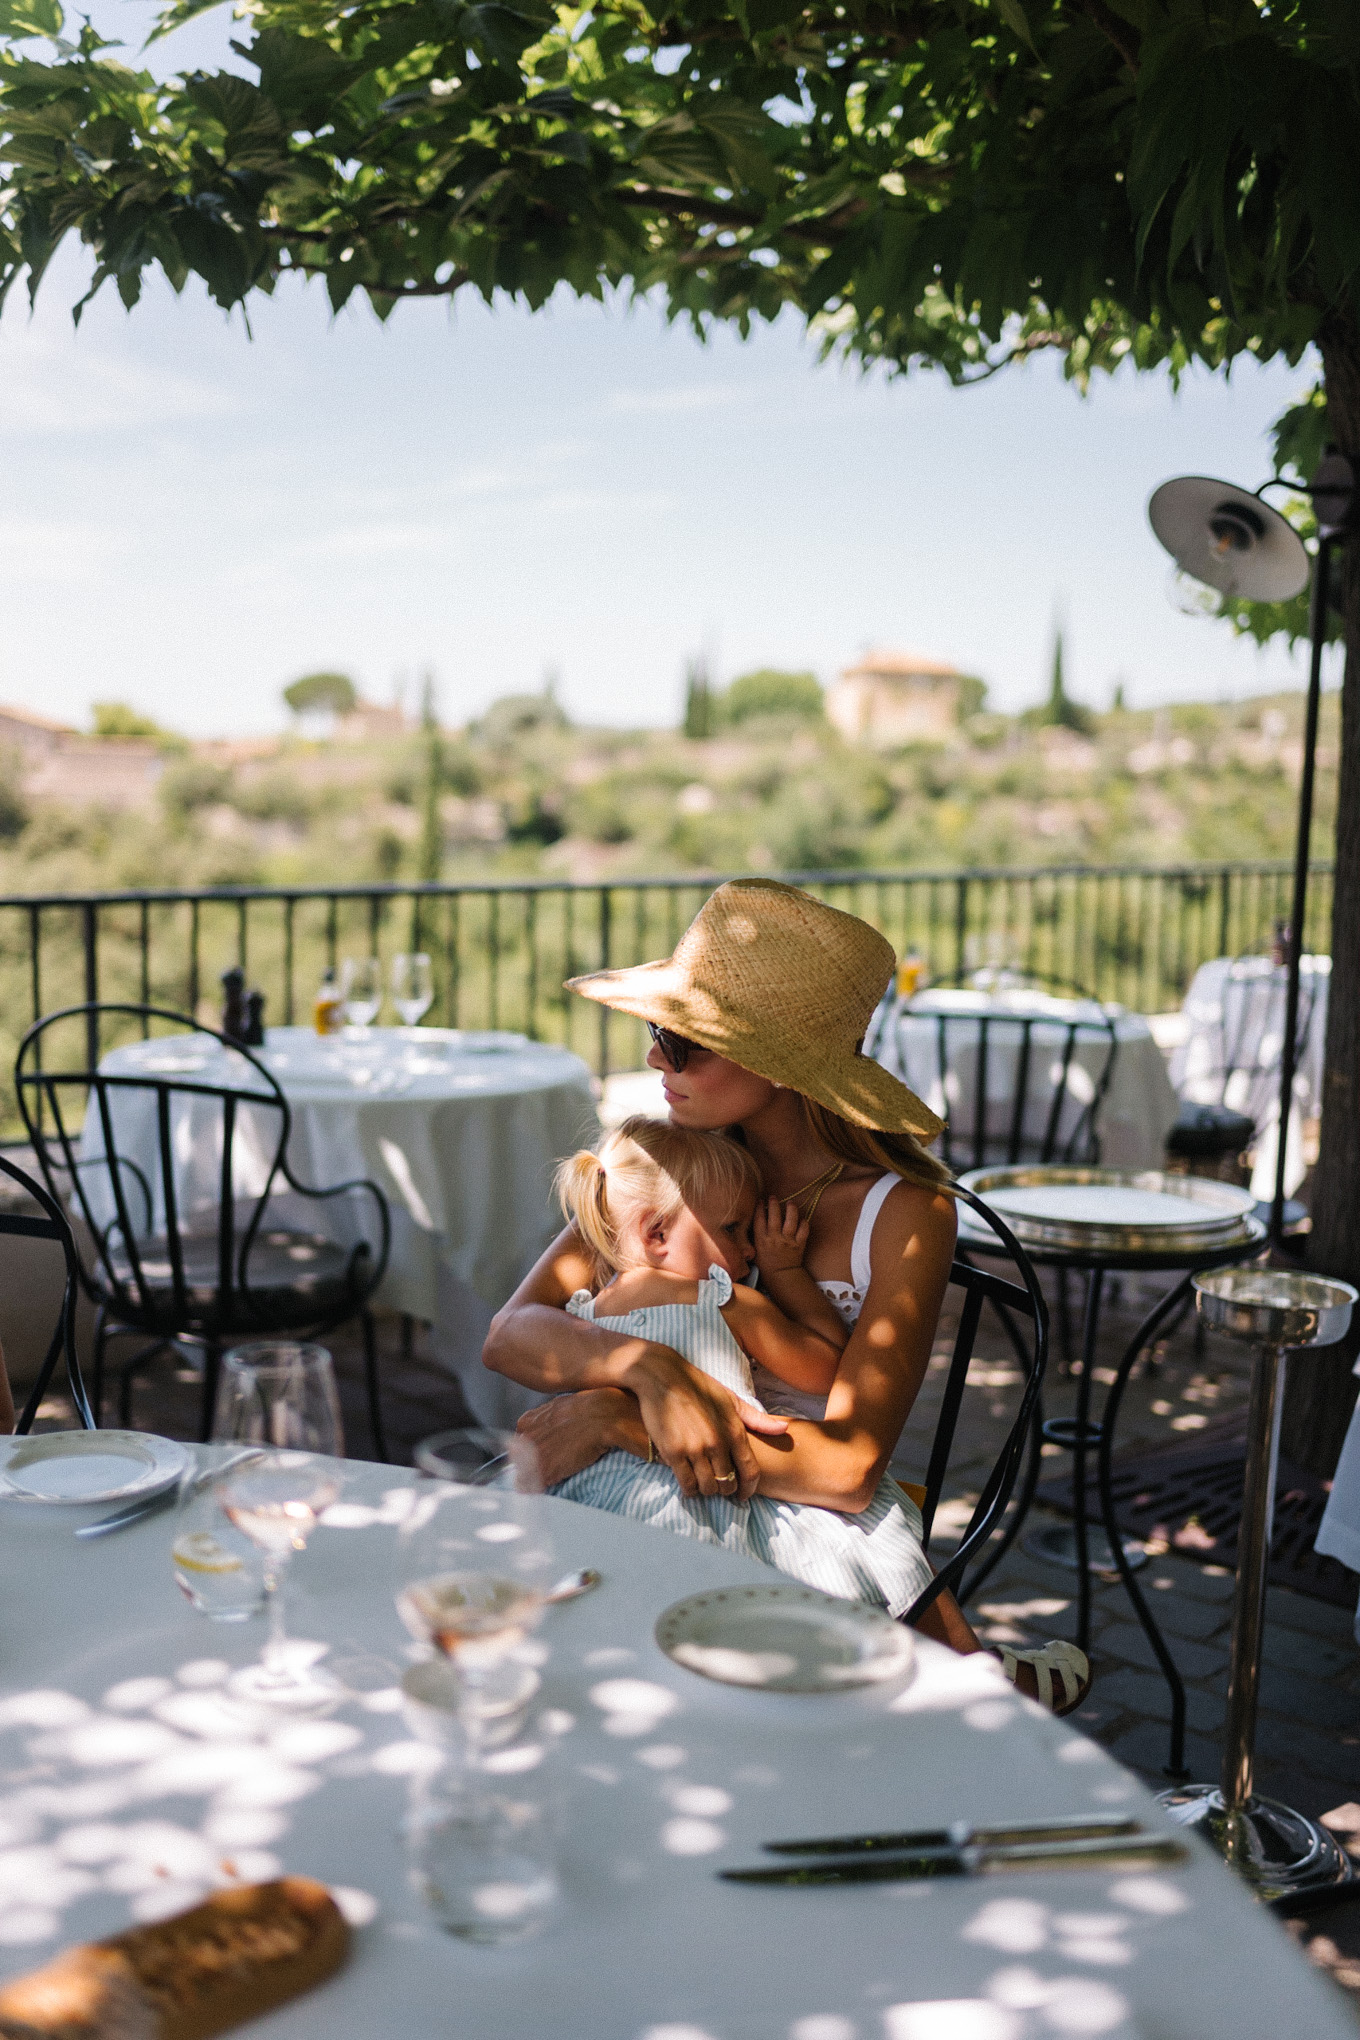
{"left": 220, "top": 966, "right": 247, "bottom": 1044}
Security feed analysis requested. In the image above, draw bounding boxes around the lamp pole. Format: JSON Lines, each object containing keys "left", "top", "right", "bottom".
{"left": 1270, "top": 537, "right": 1332, "bottom": 1249}
{"left": 1269, "top": 451, "right": 1356, "bottom": 1252}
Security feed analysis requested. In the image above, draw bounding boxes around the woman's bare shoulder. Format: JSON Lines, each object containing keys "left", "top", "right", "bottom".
{"left": 873, "top": 1178, "right": 958, "bottom": 1262}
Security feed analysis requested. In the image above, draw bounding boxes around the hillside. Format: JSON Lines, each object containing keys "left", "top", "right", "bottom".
{"left": 0, "top": 684, "right": 1335, "bottom": 899}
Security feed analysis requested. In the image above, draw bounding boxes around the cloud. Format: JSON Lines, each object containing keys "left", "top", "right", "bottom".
{"left": 0, "top": 328, "right": 241, "bottom": 436}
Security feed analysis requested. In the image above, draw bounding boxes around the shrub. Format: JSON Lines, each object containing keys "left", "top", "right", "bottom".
{"left": 722, "top": 669, "right": 824, "bottom": 724}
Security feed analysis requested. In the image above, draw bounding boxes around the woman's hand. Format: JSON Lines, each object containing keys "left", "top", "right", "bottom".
{"left": 516, "top": 1389, "right": 639, "bottom": 1487}
{"left": 753, "top": 1196, "right": 810, "bottom": 1275}
{"left": 624, "top": 1350, "right": 787, "bottom": 1499}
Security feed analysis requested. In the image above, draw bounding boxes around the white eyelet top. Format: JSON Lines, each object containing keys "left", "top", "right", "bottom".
{"left": 749, "top": 1171, "right": 899, "bottom": 1421}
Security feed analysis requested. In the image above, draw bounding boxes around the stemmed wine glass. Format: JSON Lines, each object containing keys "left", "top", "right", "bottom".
{"left": 396, "top": 1429, "right": 554, "bottom": 1762}
{"left": 341, "top": 956, "right": 383, "bottom": 1030}
{"left": 391, "top": 952, "right": 434, "bottom": 1029}
{"left": 210, "top": 1342, "right": 345, "bottom": 1714}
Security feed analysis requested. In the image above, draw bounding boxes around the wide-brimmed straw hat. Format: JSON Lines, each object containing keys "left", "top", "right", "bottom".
{"left": 565, "top": 878, "right": 943, "bottom": 1141}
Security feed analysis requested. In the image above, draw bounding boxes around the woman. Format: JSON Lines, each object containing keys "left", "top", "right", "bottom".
{"left": 484, "top": 879, "right": 1088, "bottom": 1714}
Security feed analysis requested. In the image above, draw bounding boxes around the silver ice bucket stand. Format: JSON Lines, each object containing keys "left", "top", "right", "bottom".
{"left": 1159, "top": 1267, "right": 1360, "bottom": 1899}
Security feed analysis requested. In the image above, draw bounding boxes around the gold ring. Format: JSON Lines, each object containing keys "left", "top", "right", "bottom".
{"left": 716, "top": 1471, "right": 738, "bottom": 1486}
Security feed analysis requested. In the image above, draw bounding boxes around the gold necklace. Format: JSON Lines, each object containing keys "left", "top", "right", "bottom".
{"left": 783, "top": 1160, "right": 845, "bottom": 1215}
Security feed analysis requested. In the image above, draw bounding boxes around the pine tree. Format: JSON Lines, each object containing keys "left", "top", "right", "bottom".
{"left": 417, "top": 672, "right": 443, "bottom": 885}
{"left": 683, "top": 659, "right": 713, "bottom": 741}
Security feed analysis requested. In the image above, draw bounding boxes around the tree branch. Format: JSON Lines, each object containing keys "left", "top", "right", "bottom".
{"left": 1069, "top": 0, "right": 1140, "bottom": 77}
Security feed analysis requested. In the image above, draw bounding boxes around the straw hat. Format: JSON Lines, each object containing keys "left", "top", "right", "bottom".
{"left": 566, "top": 879, "right": 943, "bottom": 1140}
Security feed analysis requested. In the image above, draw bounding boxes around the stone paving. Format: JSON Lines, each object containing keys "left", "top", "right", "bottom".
{"left": 27, "top": 1261, "right": 1360, "bottom": 2014}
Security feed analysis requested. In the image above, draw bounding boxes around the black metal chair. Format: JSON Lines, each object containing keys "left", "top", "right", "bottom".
{"left": 16, "top": 1004, "right": 392, "bottom": 1456}
{"left": 903, "top": 1186, "right": 1049, "bottom": 1625}
{"left": 1, "top": 1150, "right": 95, "bottom": 1434}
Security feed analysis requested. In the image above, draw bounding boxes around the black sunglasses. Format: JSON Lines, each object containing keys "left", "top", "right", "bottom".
{"left": 647, "top": 1021, "right": 700, "bottom": 1072}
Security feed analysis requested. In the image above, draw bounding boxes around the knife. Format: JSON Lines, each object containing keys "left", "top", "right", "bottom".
{"left": 75, "top": 1448, "right": 265, "bottom": 1540}
{"left": 763, "top": 1813, "right": 1144, "bottom": 1856}
{"left": 721, "top": 1833, "right": 1188, "bottom": 1886}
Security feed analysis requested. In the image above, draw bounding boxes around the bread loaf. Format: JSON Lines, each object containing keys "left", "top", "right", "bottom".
{"left": 0, "top": 1879, "right": 350, "bottom": 2040}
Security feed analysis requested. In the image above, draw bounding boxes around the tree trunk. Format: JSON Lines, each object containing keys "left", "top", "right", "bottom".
{"left": 1281, "top": 308, "right": 1360, "bottom": 1478}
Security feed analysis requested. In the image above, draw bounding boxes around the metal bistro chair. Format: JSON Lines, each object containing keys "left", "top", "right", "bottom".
{"left": 2, "top": 1150, "right": 95, "bottom": 1435}
{"left": 889, "top": 977, "right": 1121, "bottom": 1177}
{"left": 16, "top": 1005, "right": 392, "bottom": 1455}
{"left": 902, "top": 1186, "right": 1050, "bottom": 1626}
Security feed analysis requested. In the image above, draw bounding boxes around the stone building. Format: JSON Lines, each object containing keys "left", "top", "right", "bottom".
{"left": 826, "top": 649, "right": 964, "bottom": 746}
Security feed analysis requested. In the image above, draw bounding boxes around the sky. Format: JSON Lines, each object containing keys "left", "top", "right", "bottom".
{"left": 0, "top": 9, "right": 1330, "bottom": 739}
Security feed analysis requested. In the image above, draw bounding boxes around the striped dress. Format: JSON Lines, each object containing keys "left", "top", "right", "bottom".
{"left": 550, "top": 1177, "right": 932, "bottom": 1616}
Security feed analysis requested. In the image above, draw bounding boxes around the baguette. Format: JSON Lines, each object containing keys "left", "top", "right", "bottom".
{"left": 0, "top": 1879, "right": 350, "bottom": 2040}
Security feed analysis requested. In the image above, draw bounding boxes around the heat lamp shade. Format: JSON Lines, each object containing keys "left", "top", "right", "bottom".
{"left": 1148, "top": 475, "right": 1310, "bottom": 602}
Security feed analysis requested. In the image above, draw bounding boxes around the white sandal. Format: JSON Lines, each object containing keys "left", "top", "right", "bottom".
{"left": 994, "top": 1640, "right": 1091, "bottom": 1717}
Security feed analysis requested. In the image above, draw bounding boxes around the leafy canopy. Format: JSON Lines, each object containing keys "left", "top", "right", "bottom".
{"left": 283, "top": 670, "right": 357, "bottom": 716}
{"left": 1, "top": 0, "right": 1357, "bottom": 393}
{"left": 724, "top": 668, "right": 823, "bottom": 722}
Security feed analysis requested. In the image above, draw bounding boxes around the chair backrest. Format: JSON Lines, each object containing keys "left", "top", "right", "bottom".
{"left": 16, "top": 1003, "right": 294, "bottom": 1336}
{"left": 0, "top": 1150, "right": 94, "bottom": 1433}
{"left": 897, "top": 983, "right": 1120, "bottom": 1174}
{"left": 1215, "top": 956, "right": 1320, "bottom": 1130}
{"left": 904, "top": 1184, "right": 1048, "bottom": 1624}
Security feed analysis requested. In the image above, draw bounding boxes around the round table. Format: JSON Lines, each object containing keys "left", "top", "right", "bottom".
{"left": 1, "top": 1453, "right": 1352, "bottom": 2040}
{"left": 87, "top": 1028, "right": 600, "bottom": 1425}
{"left": 958, "top": 1173, "right": 1267, "bottom": 1776}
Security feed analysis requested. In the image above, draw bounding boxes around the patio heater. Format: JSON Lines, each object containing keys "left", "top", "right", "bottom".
{"left": 1148, "top": 456, "right": 1357, "bottom": 1248}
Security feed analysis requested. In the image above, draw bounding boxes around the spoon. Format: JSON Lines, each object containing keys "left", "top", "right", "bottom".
{"left": 544, "top": 1567, "right": 602, "bottom": 1605}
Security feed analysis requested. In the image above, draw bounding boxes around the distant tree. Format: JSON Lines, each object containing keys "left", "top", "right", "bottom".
{"left": 956, "top": 675, "right": 988, "bottom": 720}
{"left": 1035, "top": 631, "right": 1095, "bottom": 737}
{"left": 723, "top": 670, "right": 823, "bottom": 725}
{"left": 473, "top": 690, "right": 570, "bottom": 748}
{"left": 683, "top": 659, "right": 714, "bottom": 741}
{"left": 1111, "top": 681, "right": 1128, "bottom": 715}
{"left": 283, "top": 672, "right": 357, "bottom": 721}
{"left": 417, "top": 672, "right": 442, "bottom": 885}
{"left": 91, "top": 701, "right": 169, "bottom": 740}
{"left": 0, "top": 750, "right": 28, "bottom": 841}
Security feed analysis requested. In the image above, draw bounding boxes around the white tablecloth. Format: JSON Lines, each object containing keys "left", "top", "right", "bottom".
{"left": 875, "top": 991, "right": 1179, "bottom": 1171}
{"left": 85, "top": 1029, "right": 599, "bottom": 1423}
{"left": 1170, "top": 957, "right": 1330, "bottom": 1199}
{"left": 2, "top": 1455, "right": 1349, "bottom": 2040}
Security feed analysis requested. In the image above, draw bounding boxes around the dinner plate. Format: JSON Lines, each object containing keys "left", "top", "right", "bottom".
{"left": 655, "top": 1584, "right": 915, "bottom": 1694}
{"left": 0, "top": 1429, "right": 189, "bottom": 1506}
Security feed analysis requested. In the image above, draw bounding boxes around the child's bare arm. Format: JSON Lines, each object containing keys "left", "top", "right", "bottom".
{"left": 753, "top": 1197, "right": 851, "bottom": 1355}
{"left": 722, "top": 1286, "right": 843, "bottom": 1396}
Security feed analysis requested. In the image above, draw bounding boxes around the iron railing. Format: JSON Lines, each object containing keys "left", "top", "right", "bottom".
{"left": 0, "top": 859, "right": 1332, "bottom": 1122}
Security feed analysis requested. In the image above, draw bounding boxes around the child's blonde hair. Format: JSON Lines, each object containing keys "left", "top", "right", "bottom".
{"left": 555, "top": 1115, "right": 762, "bottom": 1278}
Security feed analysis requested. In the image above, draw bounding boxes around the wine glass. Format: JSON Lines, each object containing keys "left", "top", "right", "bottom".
{"left": 396, "top": 1429, "right": 554, "bottom": 1764}
{"left": 392, "top": 952, "right": 434, "bottom": 1029}
{"left": 211, "top": 1343, "right": 345, "bottom": 1713}
{"left": 341, "top": 956, "right": 383, "bottom": 1030}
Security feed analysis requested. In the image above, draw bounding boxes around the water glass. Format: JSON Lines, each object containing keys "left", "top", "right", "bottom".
{"left": 212, "top": 1342, "right": 343, "bottom": 1454}
{"left": 341, "top": 956, "right": 383, "bottom": 1028}
{"left": 171, "top": 1463, "right": 266, "bottom": 1621}
{"left": 392, "top": 952, "right": 434, "bottom": 1028}
{"left": 407, "top": 1766, "right": 558, "bottom": 1944}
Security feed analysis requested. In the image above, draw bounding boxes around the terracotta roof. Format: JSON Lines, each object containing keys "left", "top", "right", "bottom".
{"left": 839, "top": 649, "right": 961, "bottom": 681}
{"left": 0, "top": 702, "right": 77, "bottom": 735}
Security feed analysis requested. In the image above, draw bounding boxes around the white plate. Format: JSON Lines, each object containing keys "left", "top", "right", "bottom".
{"left": 655, "top": 1584, "right": 915, "bottom": 1694}
{"left": 0, "top": 1429, "right": 189, "bottom": 1506}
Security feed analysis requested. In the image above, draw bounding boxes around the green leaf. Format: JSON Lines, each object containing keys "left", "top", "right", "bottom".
{"left": 0, "top": 0, "right": 63, "bottom": 42}
{"left": 990, "top": 0, "right": 1037, "bottom": 57}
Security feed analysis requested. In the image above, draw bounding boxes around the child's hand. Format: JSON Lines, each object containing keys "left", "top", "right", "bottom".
{"left": 754, "top": 1196, "right": 810, "bottom": 1274}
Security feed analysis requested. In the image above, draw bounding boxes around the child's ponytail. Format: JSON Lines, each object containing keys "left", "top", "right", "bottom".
{"left": 554, "top": 1147, "right": 619, "bottom": 1275}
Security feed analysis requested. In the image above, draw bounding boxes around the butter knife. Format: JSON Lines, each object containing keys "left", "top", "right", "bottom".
{"left": 721, "top": 1833, "right": 1188, "bottom": 1886}
{"left": 75, "top": 1448, "right": 265, "bottom": 1540}
{"left": 763, "top": 1813, "right": 1143, "bottom": 1855}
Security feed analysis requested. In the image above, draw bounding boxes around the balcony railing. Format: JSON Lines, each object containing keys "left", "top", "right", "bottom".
{"left": 0, "top": 859, "right": 1332, "bottom": 1120}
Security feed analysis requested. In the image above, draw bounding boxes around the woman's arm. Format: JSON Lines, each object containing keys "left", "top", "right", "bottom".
{"left": 736, "top": 1183, "right": 957, "bottom": 1512}
{"left": 484, "top": 1226, "right": 787, "bottom": 1497}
